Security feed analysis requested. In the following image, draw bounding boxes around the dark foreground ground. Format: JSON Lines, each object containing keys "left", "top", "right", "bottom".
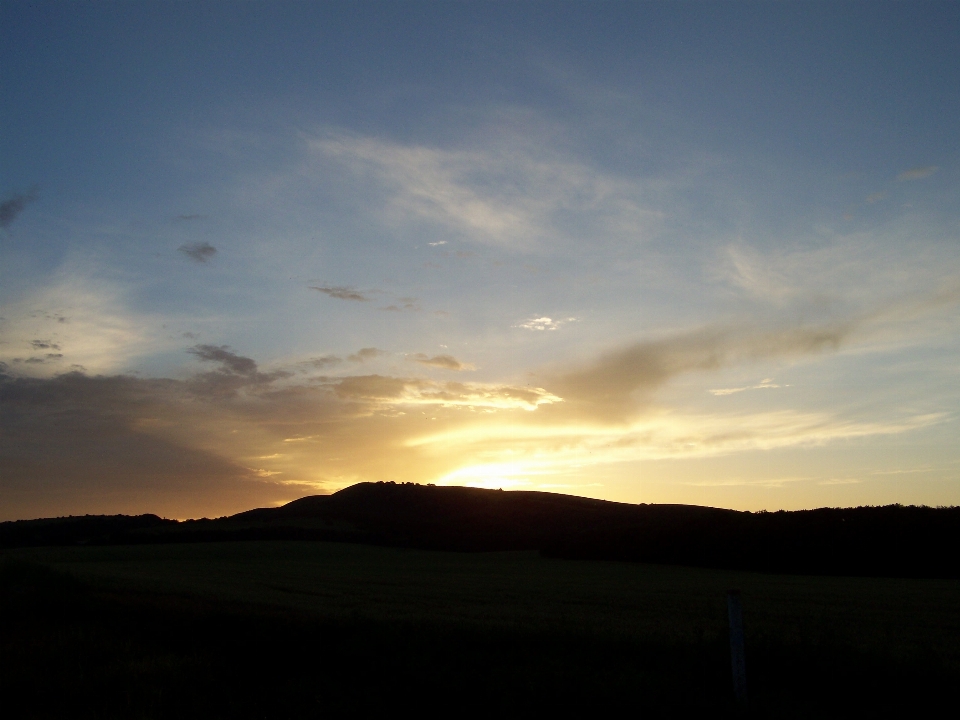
{"left": 4, "top": 541, "right": 959, "bottom": 718}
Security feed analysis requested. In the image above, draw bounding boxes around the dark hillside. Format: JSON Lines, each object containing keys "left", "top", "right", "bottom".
{"left": 257, "top": 482, "right": 730, "bottom": 552}
{"left": 243, "top": 483, "right": 960, "bottom": 577}
{"left": 4, "top": 482, "right": 960, "bottom": 577}
{"left": 0, "top": 514, "right": 175, "bottom": 548}
{"left": 544, "top": 502, "right": 960, "bottom": 577}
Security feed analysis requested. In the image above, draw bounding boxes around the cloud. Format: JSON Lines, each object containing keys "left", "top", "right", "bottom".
{"left": 551, "top": 321, "right": 855, "bottom": 419}
{"left": 865, "top": 192, "right": 885, "bottom": 204}
{"left": 870, "top": 467, "right": 933, "bottom": 476}
{"left": 683, "top": 476, "right": 808, "bottom": 489}
{"left": 516, "top": 316, "right": 578, "bottom": 331}
{"left": 708, "top": 387, "right": 746, "bottom": 396}
{"left": 409, "top": 353, "right": 474, "bottom": 371}
{"left": 187, "top": 344, "right": 290, "bottom": 397}
{"left": 722, "top": 245, "right": 795, "bottom": 301}
{"left": 1, "top": 301, "right": 948, "bottom": 521}
{"left": 720, "top": 232, "right": 960, "bottom": 310}
{"left": 300, "top": 354, "right": 342, "bottom": 369}
{"left": 11, "top": 355, "right": 63, "bottom": 366}
{"left": 0, "top": 274, "right": 170, "bottom": 377}
{"left": 189, "top": 344, "right": 258, "bottom": 374}
{"left": 897, "top": 166, "right": 938, "bottom": 181}
{"left": 329, "top": 374, "right": 559, "bottom": 410}
{"left": 178, "top": 242, "right": 217, "bottom": 263}
{"left": 308, "top": 132, "right": 659, "bottom": 252}
{"left": 381, "top": 297, "right": 420, "bottom": 312}
{"left": 0, "top": 345, "right": 569, "bottom": 521}
{"left": 347, "top": 347, "right": 385, "bottom": 363}
{"left": 176, "top": 214, "right": 207, "bottom": 221}
{"left": 0, "top": 187, "right": 39, "bottom": 229}
{"left": 709, "top": 378, "right": 782, "bottom": 396}
{"left": 309, "top": 285, "right": 368, "bottom": 301}
{"left": 0, "top": 370, "right": 295, "bottom": 521}
{"left": 407, "top": 409, "right": 945, "bottom": 484}
{"left": 330, "top": 374, "right": 409, "bottom": 400}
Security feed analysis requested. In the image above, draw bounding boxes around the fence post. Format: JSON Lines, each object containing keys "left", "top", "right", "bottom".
{"left": 727, "top": 589, "right": 748, "bottom": 709}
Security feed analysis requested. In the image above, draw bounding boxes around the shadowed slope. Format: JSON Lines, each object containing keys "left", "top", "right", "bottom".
{"left": 240, "top": 482, "right": 729, "bottom": 551}
{"left": 4, "top": 482, "right": 960, "bottom": 577}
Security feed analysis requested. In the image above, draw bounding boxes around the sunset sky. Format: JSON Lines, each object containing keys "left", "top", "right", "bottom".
{"left": 2, "top": 1, "right": 959, "bottom": 520}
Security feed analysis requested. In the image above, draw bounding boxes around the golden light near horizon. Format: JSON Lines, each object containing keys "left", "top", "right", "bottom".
{"left": 435, "top": 461, "right": 548, "bottom": 491}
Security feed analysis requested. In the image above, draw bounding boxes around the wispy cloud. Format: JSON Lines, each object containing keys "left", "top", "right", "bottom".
{"left": 869, "top": 467, "right": 933, "bottom": 476}
{"left": 406, "top": 410, "right": 946, "bottom": 478}
{"left": 347, "top": 347, "right": 385, "bottom": 363}
{"left": 709, "top": 378, "right": 782, "bottom": 396}
{"left": 897, "top": 166, "right": 938, "bottom": 181}
{"left": 722, "top": 244, "right": 797, "bottom": 301}
{"left": 178, "top": 242, "right": 217, "bottom": 263}
{"left": 381, "top": 297, "right": 420, "bottom": 312}
{"left": 299, "top": 354, "right": 342, "bottom": 370}
{"left": 8, "top": 354, "right": 64, "bottom": 366}
{"left": 550, "top": 320, "right": 855, "bottom": 420}
{"left": 187, "top": 344, "right": 291, "bottom": 398}
{"left": 409, "top": 353, "right": 474, "bottom": 371}
{"left": 0, "top": 187, "right": 39, "bottom": 229}
{"left": 683, "top": 476, "right": 808, "bottom": 489}
{"left": 516, "top": 316, "right": 578, "bottom": 331}
{"left": 309, "top": 285, "right": 368, "bottom": 301}
{"left": 307, "top": 132, "right": 659, "bottom": 252}
{"left": 0, "top": 274, "right": 170, "bottom": 377}
{"left": 330, "top": 374, "right": 559, "bottom": 410}
{"left": 30, "top": 340, "right": 61, "bottom": 351}
{"left": 720, "top": 232, "right": 960, "bottom": 311}
{"left": 1, "top": 309, "right": 948, "bottom": 520}
{"left": 189, "top": 344, "right": 258, "bottom": 374}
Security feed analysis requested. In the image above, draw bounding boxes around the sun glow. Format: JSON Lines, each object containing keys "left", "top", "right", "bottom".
{"left": 435, "top": 461, "right": 546, "bottom": 490}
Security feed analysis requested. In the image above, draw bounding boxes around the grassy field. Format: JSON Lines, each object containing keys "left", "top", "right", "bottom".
{"left": 4, "top": 541, "right": 960, "bottom": 717}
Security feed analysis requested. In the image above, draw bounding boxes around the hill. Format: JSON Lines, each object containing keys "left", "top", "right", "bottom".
{"left": 3, "top": 482, "right": 960, "bottom": 577}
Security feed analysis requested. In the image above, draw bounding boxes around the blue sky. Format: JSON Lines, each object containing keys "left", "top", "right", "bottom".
{"left": 2, "top": 2, "right": 959, "bottom": 519}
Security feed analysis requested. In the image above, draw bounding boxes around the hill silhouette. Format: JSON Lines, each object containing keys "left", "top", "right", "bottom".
{"left": 4, "top": 482, "right": 960, "bottom": 578}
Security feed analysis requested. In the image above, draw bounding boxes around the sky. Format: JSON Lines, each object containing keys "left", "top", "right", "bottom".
{"left": 2, "top": 1, "right": 959, "bottom": 521}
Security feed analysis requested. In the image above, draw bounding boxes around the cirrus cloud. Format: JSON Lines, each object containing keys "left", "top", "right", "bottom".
{"left": 309, "top": 285, "right": 369, "bottom": 301}
{"left": 408, "top": 353, "right": 474, "bottom": 371}
{"left": 516, "top": 316, "right": 578, "bottom": 331}
{"left": 178, "top": 242, "right": 217, "bottom": 263}
{"left": 897, "top": 166, "right": 938, "bottom": 181}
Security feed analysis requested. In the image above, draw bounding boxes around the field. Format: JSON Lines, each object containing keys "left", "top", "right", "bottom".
{"left": 4, "top": 541, "right": 960, "bottom": 717}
